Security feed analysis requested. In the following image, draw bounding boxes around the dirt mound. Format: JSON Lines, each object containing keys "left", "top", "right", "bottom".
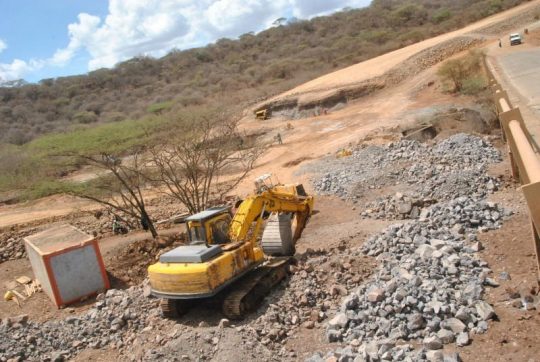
{"left": 106, "top": 234, "right": 186, "bottom": 287}
{"left": 256, "top": 36, "right": 482, "bottom": 119}
{"left": 400, "top": 105, "right": 499, "bottom": 142}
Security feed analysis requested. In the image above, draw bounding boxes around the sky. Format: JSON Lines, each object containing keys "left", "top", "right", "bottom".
{"left": 0, "top": 0, "right": 371, "bottom": 83}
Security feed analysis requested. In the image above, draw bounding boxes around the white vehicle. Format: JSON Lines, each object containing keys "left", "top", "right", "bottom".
{"left": 509, "top": 33, "right": 522, "bottom": 46}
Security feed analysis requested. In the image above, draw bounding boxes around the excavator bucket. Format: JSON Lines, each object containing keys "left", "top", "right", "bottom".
{"left": 261, "top": 213, "right": 295, "bottom": 256}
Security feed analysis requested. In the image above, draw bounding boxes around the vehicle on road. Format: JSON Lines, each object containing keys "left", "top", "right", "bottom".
{"left": 509, "top": 33, "right": 522, "bottom": 46}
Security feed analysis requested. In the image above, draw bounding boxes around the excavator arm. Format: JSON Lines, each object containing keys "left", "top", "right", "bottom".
{"left": 228, "top": 187, "right": 314, "bottom": 247}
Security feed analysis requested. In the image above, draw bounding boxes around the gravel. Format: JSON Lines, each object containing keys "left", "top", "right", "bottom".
{"left": 307, "top": 133, "right": 510, "bottom": 361}
{"left": 309, "top": 134, "right": 502, "bottom": 221}
{"left": 0, "top": 133, "right": 512, "bottom": 361}
{"left": 0, "top": 287, "right": 160, "bottom": 361}
{"left": 308, "top": 197, "right": 509, "bottom": 361}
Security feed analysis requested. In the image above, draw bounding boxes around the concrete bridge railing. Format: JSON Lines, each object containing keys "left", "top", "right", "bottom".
{"left": 484, "top": 56, "right": 540, "bottom": 284}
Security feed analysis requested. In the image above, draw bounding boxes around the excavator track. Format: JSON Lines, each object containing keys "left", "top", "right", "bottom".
{"left": 222, "top": 258, "right": 290, "bottom": 319}
{"left": 261, "top": 213, "right": 295, "bottom": 256}
{"left": 160, "top": 298, "right": 190, "bottom": 319}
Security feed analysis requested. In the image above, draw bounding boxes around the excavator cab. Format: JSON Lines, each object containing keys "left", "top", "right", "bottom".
{"left": 185, "top": 206, "right": 232, "bottom": 246}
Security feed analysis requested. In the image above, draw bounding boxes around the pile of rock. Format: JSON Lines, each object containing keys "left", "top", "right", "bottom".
{"left": 312, "top": 142, "right": 414, "bottom": 199}
{"left": 432, "top": 134, "right": 500, "bottom": 162}
{"left": 0, "top": 228, "right": 39, "bottom": 263}
{"left": 247, "top": 246, "right": 374, "bottom": 353}
{"left": 312, "top": 134, "right": 502, "bottom": 221}
{"left": 384, "top": 36, "right": 483, "bottom": 86}
{"left": 0, "top": 287, "right": 162, "bottom": 361}
{"left": 311, "top": 197, "right": 509, "bottom": 361}
{"left": 363, "top": 192, "right": 436, "bottom": 220}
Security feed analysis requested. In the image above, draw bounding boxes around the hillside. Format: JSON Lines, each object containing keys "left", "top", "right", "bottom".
{"left": 0, "top": 0, "right": 526, "bottom": 145}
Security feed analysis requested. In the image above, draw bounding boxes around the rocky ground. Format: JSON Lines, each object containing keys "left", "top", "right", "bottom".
{"left": 2, "top": 132, "right": 539, "bottom": 362}
{"left": 310, "top": 198, "right": 510, "bottom": 361}
{"left": 302, "top": 134, "right": 540, "bottom": 361}
{"left": 310, "top": 134, "right": 502, "bottom": 220}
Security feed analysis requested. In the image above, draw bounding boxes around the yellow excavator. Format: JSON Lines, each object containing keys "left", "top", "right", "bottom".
{"left": 148, "top": 174, "right": 314, "bottom": 319}
{"left": 255, "top": 109, "right": 270, "bottom": 120}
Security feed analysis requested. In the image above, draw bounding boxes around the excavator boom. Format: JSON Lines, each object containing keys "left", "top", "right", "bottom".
{"left": 229, "top": 186, "right": 313, "bottom": 244}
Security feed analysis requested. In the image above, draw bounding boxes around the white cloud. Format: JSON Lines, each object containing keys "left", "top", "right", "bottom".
{"left": 0, "top": 59, "right": 44, "bottom": 82}
{"left": 0, "top": 0, "right": 371, "bottom": 81}
{"left": 291, "top": 0, "right": 371, "bottom": 18}
{"left": 86, "top": 0, "right": 192, "bottom": 69}
{"left": 51, "top": 13, "right": 101, "bottom": 65}
{"left": 205, "top": 0, "right": 288, "bottom": 36}
{"left": 0, "top": 39, "right": 6, "bottom": 53}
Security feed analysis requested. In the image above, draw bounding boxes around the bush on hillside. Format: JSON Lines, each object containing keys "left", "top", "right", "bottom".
{"left": 437, "top": 51, "right": 483, "bottom": 93}
{"left": 0, "top": 0, "right": 527, "bottom": 145}
{"left": 147, "top": 101, "right": 173, "bottom": 114}
{"left": 73, "top": 111, "right": 98, "bottom": 124}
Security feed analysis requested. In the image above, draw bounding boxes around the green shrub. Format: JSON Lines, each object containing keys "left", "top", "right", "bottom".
{"left": 104, "top": 111, "right": 126, "bottom": 123}
{"left": 432, "top": 9, "right": 452, "bottom": 23}
{"left": 21, "top": 180, "right": 74, "bottom": 200}
{"left": 147, "top": 101, "right": 173, "bottom": 114}
{"left": 437, "top": 51, "right": 483, "bottom": 92}
{"left": 73, "top": 111, "right": 98, "bottom": 124}
{"left": 27, "top": 117, "right": 160, "bottom": 156}
{"left": 461, "top": 77, "right": 487, "bottom": 95}
{"left": 53, "top": 97, "right": 70, "bottom": 107}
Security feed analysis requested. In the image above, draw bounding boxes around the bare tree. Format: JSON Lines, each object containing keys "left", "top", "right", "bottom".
{"left": 147, "top": 115, "right": 263, "bottom": 214}
{"left": 69, "top": 151, "right": 158, "bottom": 238}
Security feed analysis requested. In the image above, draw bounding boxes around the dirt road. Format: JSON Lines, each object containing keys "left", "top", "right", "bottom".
{"left": 264, "top": 0, "right": 540, "bottom": 105}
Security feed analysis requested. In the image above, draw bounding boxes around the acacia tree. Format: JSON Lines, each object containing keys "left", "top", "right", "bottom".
{"left": 147, "top": 113, "right": 263, "bottom": 214}
{"left": 69, "top": 150, "right": 158, "bottom": 239}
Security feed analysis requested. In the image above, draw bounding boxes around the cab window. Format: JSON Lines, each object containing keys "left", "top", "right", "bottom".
{"left": 188, "top": 224, "right": 206, "bottom": 244}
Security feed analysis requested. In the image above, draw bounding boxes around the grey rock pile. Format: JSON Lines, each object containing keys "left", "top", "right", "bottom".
{"left": 312, "top": 134, "right": 502, "bottom": 221}
{"left": 247, "top": 246, "right": 374, "bottom": 354}
{"left": 311, "top": 197, "right": 509, "bottom": 361}
{"left": 312, "top": 143, "right": 412, "bottom": 198}
{"left": 0, "top": 287, "right": 160, "bottom": 361}
{"left": 384, "top": 37, "right": 482, "bottom": 85}
{"left": 362, "top": 192, "right": 436, "bottom": 220}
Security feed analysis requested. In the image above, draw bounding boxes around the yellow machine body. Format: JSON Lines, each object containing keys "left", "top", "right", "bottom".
{"left": 148, "top": 178, "right": 313, "bottom": 300}
{"left": 148, "top": 241, "right": 264, "bottom": 298}
{"left": 255, "top": 109, "right": 269, "bottom": 120}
